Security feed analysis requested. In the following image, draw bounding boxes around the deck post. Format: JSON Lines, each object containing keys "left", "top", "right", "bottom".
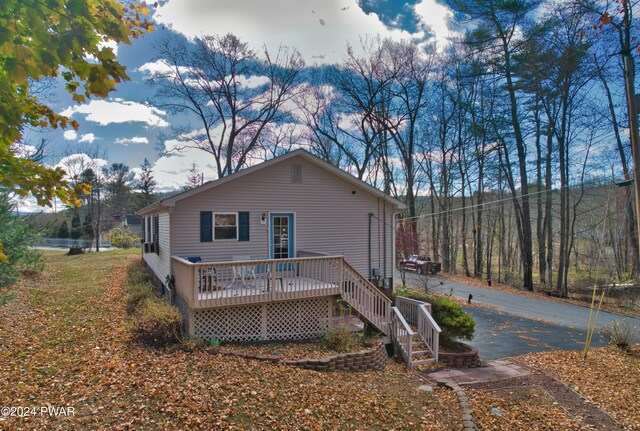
{"left": 270, "top": 260, "right": 276, "bottom": 301}
{"left": 188, "top": 308, "right": 196, "bottom": 338}
{"left": 190, "top": 266, "right": 197, "bottom": 308}
{"left": 339, "top": 257, "right": 344, "bottom": 293}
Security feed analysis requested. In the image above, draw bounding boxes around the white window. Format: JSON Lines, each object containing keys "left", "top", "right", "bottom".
{"left": 214, "top": 213, "right": 237, "bottom": 240}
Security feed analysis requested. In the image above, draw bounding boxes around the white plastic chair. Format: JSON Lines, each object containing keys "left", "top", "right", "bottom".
{"left": 228, "top": 255, "right": 257, "bottom": 288}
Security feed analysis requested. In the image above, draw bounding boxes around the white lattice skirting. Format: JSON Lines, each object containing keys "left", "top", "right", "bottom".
{"left": 189, "top": 297, "right": 333, "bottom": 341}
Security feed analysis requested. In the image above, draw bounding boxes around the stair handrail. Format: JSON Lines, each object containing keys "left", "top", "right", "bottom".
{"left": 395, "top": 296, "right": 441, "bottom": 364}
{"left": 390, "top": 306, "right": 415, "bottom": 368}
{"left": 340, "top": 258, "right": 391, "bottom": 335}
{"left": 417, "top": 303, "right": 441, "bottom": 362}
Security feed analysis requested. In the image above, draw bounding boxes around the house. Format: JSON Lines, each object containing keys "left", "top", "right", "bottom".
{"left": 124, "top": 215, "right": 142, "bottom": 236}
{"left": 136, "top": 149, "right": 439, "bottom": 361}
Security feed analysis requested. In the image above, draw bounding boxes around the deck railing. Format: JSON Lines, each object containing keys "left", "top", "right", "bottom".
{"left": 171, "top": 255, "right": 391, "bottom": 335}
{"left": 395, "top": 296, "right": 441, "bottom": 362}
{"left": 172, "top": 255, "right": 342, "bottom": 309}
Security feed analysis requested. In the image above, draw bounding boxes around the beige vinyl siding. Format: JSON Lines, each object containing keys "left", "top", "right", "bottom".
{"left": 170, "top": 156, "right": 396, "bottom": 281}
{"left": 143, "top": 211, "right": 171, "bottom": 282}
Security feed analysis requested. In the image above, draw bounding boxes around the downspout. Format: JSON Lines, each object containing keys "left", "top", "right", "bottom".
{"left": 392, "top": 212, "right": 399, "bottom": 292}
{"left": 383, "top": 201, "right": 387, "bottom": 287}
{"left": 368, "top": 212, "right": 373, "bottom": 281}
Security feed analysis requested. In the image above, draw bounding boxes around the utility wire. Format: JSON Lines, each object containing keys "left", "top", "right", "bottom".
{"left": 395, "top": 181, "right": 615, "bottom": 224}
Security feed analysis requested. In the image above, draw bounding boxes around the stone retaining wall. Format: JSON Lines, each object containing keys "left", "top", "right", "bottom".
{"left": 284, "top": 342, "right": 388, "bottom": 372}
{"left": 214, "top": 342, "right": 388, "bottom": 372}
{"left": 438, "top": 343, "right": 482, "bottom": 368}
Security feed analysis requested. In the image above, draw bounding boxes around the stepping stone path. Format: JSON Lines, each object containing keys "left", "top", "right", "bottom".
{"left": 422, "top": 359, "right": 626, "bottom": 431}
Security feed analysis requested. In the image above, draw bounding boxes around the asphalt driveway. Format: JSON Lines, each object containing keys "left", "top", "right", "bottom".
{"left": 401, "top": 271, "right": 640, "bottom": 360}
{"left": 463, "top": 306, "right": 605, "bottom": 360}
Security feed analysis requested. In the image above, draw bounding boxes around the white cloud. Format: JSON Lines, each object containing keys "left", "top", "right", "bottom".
{"left": 63, "top": 130, "right": 78, "bottom": 140}
{"left": 413, "top": 0, "right": 456, "bottom": 49}
{"left": 60, "top": 98, "right": 169, "bottom": 127}
{"left": 98, "top": 39, "right": 119, "bottom": 56}
{"left": 137, "top": 60, "right": 193, "bottom": 76}
{"left": 55, "top": 153, "right": 109, "bottom": 179}
{"left": 153, "top": 0, "right": 420, "bottom": 64}
{"left": 78, "top": 133, "right": 97, "bottom": 143}
{"left": 237, "top": 75, "right": 270, "bottom": 89}
{"left": 115, "top": 136, "right": 150, "bottom": 146}
{"left": 10, "top": 143, "right": 38, "bottom": 159}
{"left": 151, "top": 148, "right": 217, "bottom": 192}
{"left": 149, "top": 122, "right": 309, "bottom": 191}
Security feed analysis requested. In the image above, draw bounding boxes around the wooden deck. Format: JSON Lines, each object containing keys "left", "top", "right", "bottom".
{"left": 171, "top": 255, "right": 391, "bottom": 335}
{"left": 196, "top": 276, "right": 340, "bottom": 305}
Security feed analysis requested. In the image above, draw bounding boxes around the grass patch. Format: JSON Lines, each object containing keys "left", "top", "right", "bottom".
{"left": 0, "top": 292, "right": 15, "bottom": 305}
{"left": 123, "top": 260, "right": 183, "bottom": 346}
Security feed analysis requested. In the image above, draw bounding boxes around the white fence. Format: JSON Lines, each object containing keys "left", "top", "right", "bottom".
{"left": 35, "top": 238, "right": 112, "bottom": 248}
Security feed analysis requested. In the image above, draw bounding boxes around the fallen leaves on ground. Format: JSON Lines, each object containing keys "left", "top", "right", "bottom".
{"left": 466, "top": 385, "right": 596, "bottom": 431}
{"left": 0, "top": 251, "right": 461, "bottom": 430}
{"left": 519, "top": 346, "right": 640, "bottom": 430}
{"left": 218, "top": 341, "right": 335, "bottom": 361}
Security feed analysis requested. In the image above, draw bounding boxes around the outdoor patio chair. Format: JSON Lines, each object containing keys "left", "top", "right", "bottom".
{"left": 228, "top": 255, "right": 257, "bottom": 289}
{"left": 186, "top": 256, "right": 217, "bottom": 292}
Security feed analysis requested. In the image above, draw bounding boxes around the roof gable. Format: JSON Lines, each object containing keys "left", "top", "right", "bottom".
{"left": 137, "top": 149, "right": 405, "bottom": 215}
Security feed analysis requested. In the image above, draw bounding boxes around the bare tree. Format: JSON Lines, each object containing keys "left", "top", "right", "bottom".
{"left": 149, "top": 33, "right": 304, "bottom": 178}
{"left": 450, "top": 0, "right": 542, "bottom": 290}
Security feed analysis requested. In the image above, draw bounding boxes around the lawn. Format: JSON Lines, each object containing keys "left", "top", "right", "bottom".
{"left": 0, "top": 250, "right": 460, "bottom": 430}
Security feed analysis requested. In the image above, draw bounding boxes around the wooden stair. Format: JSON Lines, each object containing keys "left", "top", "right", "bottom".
{"left": 409, "top": 335, "right": 436, "bottom": 366}
{"left": 338, "top": 259, "right": 391, "bottom": 335}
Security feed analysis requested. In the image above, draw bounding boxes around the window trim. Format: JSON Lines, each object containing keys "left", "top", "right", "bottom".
{"left": 213, "top": 212, "right": 239, "bottom": 241}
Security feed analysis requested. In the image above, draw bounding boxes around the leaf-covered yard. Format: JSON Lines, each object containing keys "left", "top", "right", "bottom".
{"left": 0, "top": 251, "right": 460, "bottom": 430}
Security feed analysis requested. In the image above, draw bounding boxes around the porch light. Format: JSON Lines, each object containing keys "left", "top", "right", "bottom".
{"left": 260, "top": 212, "right": 267, "bottom": 224}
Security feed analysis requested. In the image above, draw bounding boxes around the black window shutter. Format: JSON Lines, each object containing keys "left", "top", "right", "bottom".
{"left": 200, "top": 211, "right": 213, "bottom": 242}
{"left": 238, "top": 212, "right": 250, "bottom": 241}
{"left": 154, "top": 215, "right": 160, "bottom": 254}
{"left": 146, "top": 216, "right": 151, "bottom": 242}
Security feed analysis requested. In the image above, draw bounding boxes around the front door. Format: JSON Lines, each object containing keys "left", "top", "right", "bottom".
{"left": 270, "top": 213, "right": 295, "bottom": 262}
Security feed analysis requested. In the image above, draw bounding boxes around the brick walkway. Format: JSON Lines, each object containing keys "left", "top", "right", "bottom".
{"left": 425, "top": 360, "right": 529, "bottom": 385}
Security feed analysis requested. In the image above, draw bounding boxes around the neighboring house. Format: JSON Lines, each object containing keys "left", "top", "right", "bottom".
{"left": 136, "top": 149, "right": 439, "bottom": 362}
{"left": 124, "top": 215, "right": 142, "bottom": 236}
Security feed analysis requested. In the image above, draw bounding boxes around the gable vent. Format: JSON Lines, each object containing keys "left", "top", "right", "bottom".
{"left": 292, "top": 164, "right": 303, "bottom": 183}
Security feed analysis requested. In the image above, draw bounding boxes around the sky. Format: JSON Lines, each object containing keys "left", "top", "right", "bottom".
{"left": 24, "top": 0, "right": 456, "bottom": 211}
